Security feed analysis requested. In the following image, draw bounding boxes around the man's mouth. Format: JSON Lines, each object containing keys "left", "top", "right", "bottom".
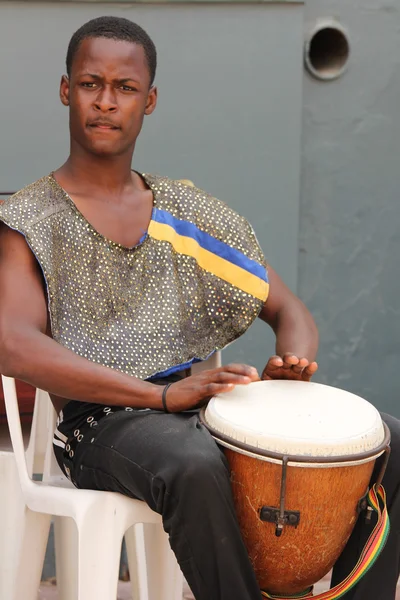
{"left": 88, "top": 122, "right": 119, "bottom": 130}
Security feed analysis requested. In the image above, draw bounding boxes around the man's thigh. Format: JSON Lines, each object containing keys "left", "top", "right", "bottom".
{"left": 379, "top": 412, "right": 400, "bottom": 503}
{"left": 69, "top": 409, "right": 228, "bottom": 511}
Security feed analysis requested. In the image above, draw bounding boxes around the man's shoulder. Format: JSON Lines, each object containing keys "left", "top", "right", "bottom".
{"left": 145, "top": 172, "right": 265, "bottom": 268}
{"left": 1, "top": 175, "right": 52, "bottom": 204}
{"left": 145, "top": 172, "right": 222, "bottom": 199}
{"left": 0, "top": 174, "right": 65, "bottom": 230}
{"left": 144, "top": 173, "right": 244, "bottom": 225}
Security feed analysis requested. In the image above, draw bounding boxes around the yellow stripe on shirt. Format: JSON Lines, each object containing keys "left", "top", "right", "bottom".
{"left": 148, "top": 220, "right": 269, "bottom": 302}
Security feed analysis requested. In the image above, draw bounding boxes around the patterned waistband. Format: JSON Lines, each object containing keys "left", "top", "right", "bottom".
{"left": 53, "top": 403, "right": 142, "bottom": 460}
{"left": 52, "top": 375, "right": 181, "bottom": 460}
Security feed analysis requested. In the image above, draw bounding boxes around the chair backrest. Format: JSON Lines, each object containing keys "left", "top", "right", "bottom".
{"left": 1, "top": 375, "right": 32, "bottom": 490}
{"left": 42, "top": 393, "right": 66, "bottom": 482}
{"left": 1, "top": 376, "right": 58, "bottom": 487}
{"left": 30, "top": 389, "right": 52, "bottom": 475}
{"left": 190, "top": 351, "right": 221, "bottom": 375}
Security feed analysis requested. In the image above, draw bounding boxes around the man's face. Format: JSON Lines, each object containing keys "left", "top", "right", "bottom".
{"left": 60, "top": 37, "right": 157, "bottom": 157}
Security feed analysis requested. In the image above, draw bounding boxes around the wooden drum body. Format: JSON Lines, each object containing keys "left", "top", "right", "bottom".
{"left": 201, "top": 380, "right": 390, "bottom": 596}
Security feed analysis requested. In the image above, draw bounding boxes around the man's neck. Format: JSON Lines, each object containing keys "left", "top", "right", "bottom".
{"left": 55, "top": 148, "right": 140, "bottom": 197}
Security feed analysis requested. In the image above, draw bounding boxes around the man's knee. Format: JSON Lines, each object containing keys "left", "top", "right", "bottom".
{"left": 380, "top": 412, "right": 400, "bottom": 464}
{"left": 165, "top": 440, "right": 230, "bottom": 496}
{"left": 185, "top": 448, "right": 228, "bottom": 480}
{"left": 378, "top": 413, "right": 400, "bottom": 499}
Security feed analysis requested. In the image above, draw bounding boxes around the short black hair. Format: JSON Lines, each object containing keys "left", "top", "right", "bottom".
{"left": 66, "top": 16, "right": 157, "bottom": 85}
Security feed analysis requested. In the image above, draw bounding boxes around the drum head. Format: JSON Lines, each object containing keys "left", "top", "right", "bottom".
{"left": 202, "top": 380, "right": 386, "bottom": 462}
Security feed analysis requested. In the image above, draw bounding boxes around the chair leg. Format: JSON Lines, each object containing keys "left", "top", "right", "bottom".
{"left": 75, "top": 509, "right": 124, "bottom": 600}
{"left": 54, "top": 516, "right": 78, "bottom": 600}
{"left": 0, "top": 453, "right": 26, "bottom": 600}
{"left": 125, "top": 524, "right": 150, "bottom": 600}
{"left": 11, "top": 508, "right": 52, "bottom": 600}
{"left": 126, "top": 522, "right": 183, "bottom": 600}
{"left": 146, "top": 523, "right": 183, "bottom": 600}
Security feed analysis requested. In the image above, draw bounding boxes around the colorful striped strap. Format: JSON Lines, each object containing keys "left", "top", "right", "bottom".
{"left": 262, "top": 484, "right": 389, "bottom": 600}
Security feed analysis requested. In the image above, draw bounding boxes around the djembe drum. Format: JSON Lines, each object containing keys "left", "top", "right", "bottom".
{"left": 200, "top": 380, "right": 390, "bottom": 598}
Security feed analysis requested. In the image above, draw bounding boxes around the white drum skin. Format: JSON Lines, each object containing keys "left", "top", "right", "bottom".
{"left": 204, "top": 380, "right": 386, "bottom": 462}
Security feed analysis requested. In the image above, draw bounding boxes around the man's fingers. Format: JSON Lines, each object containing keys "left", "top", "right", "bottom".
{"left": 204, "top": 359, "right": 317, "bottom": 389}
{"left": 218, "top": 363, "right": 259, "bottom": 381}
{"left": 261, "top": 355, "right": 284, "bottom": 379}
{"left": 206, "top": 382, "right": 235, "bottom": 396}
{"left": 264, "top": 355, "right": 284, "bottom": 371}
{"left": 212, "top": 372, "right": 255, "bottom": 385}
{"left": 298, "top": 357, "right": 310, "bottom": 367}
{"left": 305, "top": 361, "right": 318, "bottom": 374}
{"left": 301, "top": 362, "right": 318, "bottom": 381}
{"left": 198, "top": 366, "right": 260, "bottom": 396}
{"left": 291, "top": 357, "right": 309, "bottom": 374}
{"left": 282, "top": 353, "right": 300, "bottom": 368}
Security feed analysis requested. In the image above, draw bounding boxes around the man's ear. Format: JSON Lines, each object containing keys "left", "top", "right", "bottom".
{"left": 145, "top": 86, "right": 157, "bottom": 116}
{"left": 60, "top": 75, "right": 70, "bottom": 107}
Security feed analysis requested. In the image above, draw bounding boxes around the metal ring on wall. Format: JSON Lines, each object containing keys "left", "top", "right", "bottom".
{"left": 304, "top": 19, "right": 350, "bottom": 81}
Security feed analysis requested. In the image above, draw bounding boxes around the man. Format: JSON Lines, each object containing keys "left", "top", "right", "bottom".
{"left": 0, "top": 16, "right": 398, "bottom": 600}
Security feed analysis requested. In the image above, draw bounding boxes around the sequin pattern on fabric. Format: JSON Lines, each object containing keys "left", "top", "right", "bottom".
{"left": 0, "top": 174, "right": 268, "bottom": 379}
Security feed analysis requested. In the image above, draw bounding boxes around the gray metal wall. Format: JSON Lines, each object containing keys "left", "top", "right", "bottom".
{"left": 300, "top": 0, "right": 400, "bottom": 416}
{"left": 2, "top": 1, "right": 398, "bottom": 418}
{"left": 0, "top": 1, "right": 304, "bottom": 374}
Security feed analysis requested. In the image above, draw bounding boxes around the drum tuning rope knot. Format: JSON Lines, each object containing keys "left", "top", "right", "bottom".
{"left": 261, "top": 484, "right": 389, "bottom": 600}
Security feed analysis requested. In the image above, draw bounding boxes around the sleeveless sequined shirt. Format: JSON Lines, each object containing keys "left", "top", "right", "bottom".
{"left": 0, "top": 173, "right": 269, "bottom": 379}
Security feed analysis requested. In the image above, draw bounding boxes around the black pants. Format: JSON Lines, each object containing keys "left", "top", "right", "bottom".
{"left": 54, "top": 398, "right": 400, "bottom": 600}
{"left": 331, "top": 412, "right": 400, "bottom": 600}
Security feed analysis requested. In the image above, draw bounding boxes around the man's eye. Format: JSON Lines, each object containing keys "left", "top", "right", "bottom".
{"left": 81, "top": 82, "right": 96, "bottom": 88}
{"left": 121, "top": 85, "right": 136, "bottom": 92}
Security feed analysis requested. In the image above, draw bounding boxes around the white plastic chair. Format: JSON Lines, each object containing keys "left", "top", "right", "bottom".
{"left": 190, "top": 352, "right": 221, "bottom": 375}
{"left": 43, "top": 389, "right": 182, "bottom": 600}
{"left": 50, "top": 351, "right": 221, "bottom": 600}
{"left": 0, "top": 442, "right": 26, "bottom": 599}
{"left": 1, "top": 351, "right": 220, "bottom": 600}
{"left": 2, "top": 375, "right": 183, "bottom": 600}
{"left": 0, "top": 386, "right": 48, "bottom": 600}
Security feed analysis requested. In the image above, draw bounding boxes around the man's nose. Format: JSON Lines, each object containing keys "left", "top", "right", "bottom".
{"left": 94, "top": 86, "right": 117, "bottom": 112}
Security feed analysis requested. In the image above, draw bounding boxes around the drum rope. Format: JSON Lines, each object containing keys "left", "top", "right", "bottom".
{"left": 261, "top": 484, "right": 390, "bottom": 600}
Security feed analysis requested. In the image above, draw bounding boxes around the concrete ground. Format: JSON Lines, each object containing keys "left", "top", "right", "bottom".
{"left": 38, "top": 579, "right": 195, "bottom": 599}
{"left": 38, "top": 572, "right": 400, "bottom": 599}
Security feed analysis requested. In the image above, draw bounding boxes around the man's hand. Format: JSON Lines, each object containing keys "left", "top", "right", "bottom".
{"left": 262, "top": 353, "right": 318, "bottom": 382}
{"left": 162, "top": 363, "right": 260, "bottom": 413}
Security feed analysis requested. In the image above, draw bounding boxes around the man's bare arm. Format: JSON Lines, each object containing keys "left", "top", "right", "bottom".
{"left": 258, "top": 265, "right": 319, "bottom": 381}
{"left": 0, "top": 224, "right": 257, "bottom": 410}
{"left": 259, "top": 266, "right": 318, "bottom": 360}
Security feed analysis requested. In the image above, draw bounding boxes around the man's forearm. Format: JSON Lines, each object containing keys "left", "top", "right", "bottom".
{"left": 274, "top": 301, "right": 319, "bottom": 361}
{"left": 0, "top": 327, "right": 163, "bottom": 409}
